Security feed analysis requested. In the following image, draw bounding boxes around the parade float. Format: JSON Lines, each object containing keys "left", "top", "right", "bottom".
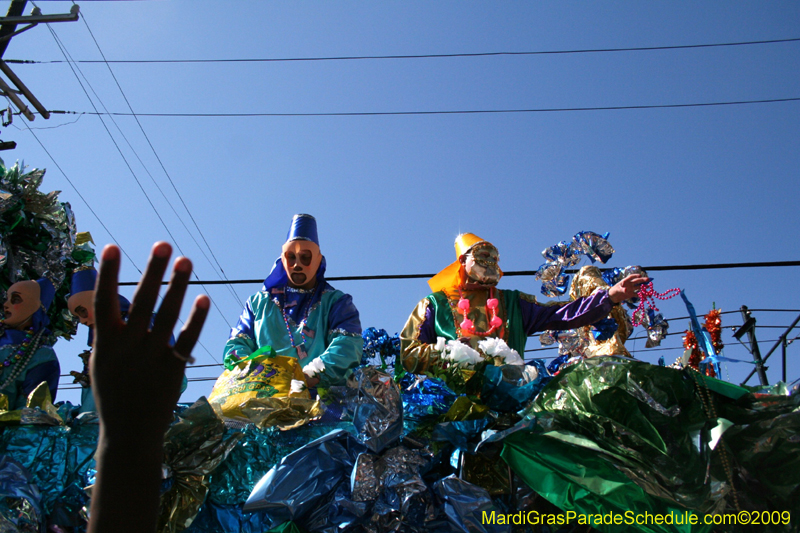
{"left": 0, "top": 160, "right": 797, "bottom": 533}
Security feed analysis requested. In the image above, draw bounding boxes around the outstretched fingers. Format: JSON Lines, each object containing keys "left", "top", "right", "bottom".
{"left": 150, "top": 257, "right": 193, "bottom": 347}
{"left": 173, "top": 295, "right": 210, "bottom": 364}
{"left": 127, "top": 242, "right": 172, "bottom": 332}
{"left": 95, "top": 245, "right": 122, "bottom": 333}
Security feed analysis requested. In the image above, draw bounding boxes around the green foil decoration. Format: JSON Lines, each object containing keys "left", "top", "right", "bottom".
{"left": 502, "top": 357, "right": 800, "bottom": 533}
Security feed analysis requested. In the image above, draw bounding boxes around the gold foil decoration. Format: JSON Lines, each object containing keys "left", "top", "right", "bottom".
{"left": 569, "top": 266, "right": 632, "bottom": 357}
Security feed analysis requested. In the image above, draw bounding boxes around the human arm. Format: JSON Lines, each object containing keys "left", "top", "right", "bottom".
{"left": 87, "top": 242, "right": 209, "bottom": 533}
{"left": 310, "top": 294, "right": 363, "bottom": 387}
{"left": 521, "top": 274, "right": 649, "bottom": 334}
{"left": 222, "top": 298, "right": 259, "bottom": 366}
{"left": 399, "top": 299, "right": 444, "bottom": 375}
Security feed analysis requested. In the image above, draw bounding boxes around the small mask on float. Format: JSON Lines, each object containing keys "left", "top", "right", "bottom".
{"left": 281, "top": 240, "right": 322, "bottom": 289}
{"left": 3, "top": 280, "right": 42, "bottom": 330}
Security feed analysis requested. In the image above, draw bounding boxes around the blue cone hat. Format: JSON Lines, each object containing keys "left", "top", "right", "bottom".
{"left": 262, "top": 214, "right": 325, "bottom": 292}
{"left": 285, "top": 213, "right": 319, "bottom": 245}
{"left": 70, "top": 268, "right": 98, "bottom": 297}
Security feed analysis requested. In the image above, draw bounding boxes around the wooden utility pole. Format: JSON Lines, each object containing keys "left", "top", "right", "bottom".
{"left": 0, "top": 0, "right": 79, "bottom": 148}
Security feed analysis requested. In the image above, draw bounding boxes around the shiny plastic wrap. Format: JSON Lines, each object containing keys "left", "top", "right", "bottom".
{"left": 362, "top": 327, "right": 399, "bottom": 374}
{"left": 243, "top": 429, "right": 367, "bottom": 527}
{"left": 206, "top": 421, "right": 354, "bottom": 507}
{"left": 480, "top": 362, "right": 550, "bottom": 413}
{"left": 399, "top": 373, "right": 458, "bottom": 435}
{"left": 157, "top": 398, "right": 242, "bottom": 533}
{"left": 239, "top": 397, "right": 323, "bottom": 431}
{"left": 431, "top": 419, "right": 490, "bottom": 452}
{"left": 503, "top": 357, "right": 800, "bottom": 532}
{"left": 0, "top": 455, "right": 43, "bottom": 532}
{"left": 186, "top": 503, "right": 304, "bottom": 533}
{"left": 349, "top": 367, "right": 403, "bottom": 453}
{"left": 573, "top": 230, "right": 614, "bottom": 264}
{"left": 0, "top": 159, "right": 96, "bottom": 340}
{"left": 569, "top": 265, "right": 633, "bottom": 357}
{"left": 432, "top": 475, "right": 510, "bottom": 533}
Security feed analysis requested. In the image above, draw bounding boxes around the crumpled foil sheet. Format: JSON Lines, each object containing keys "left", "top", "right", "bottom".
{"left": 480, "top": 362, "right": 550, "bottom": 413}
{"left": 320, "top": 367, "right": 403, "bottom": 453}
{"left": 432, "top": 475, "right": 510, "bottom": 533}
{"left": 399, "top": 373, "right": 458, "bottom": 436}
{"left": 0, "top": 159, "right": 96, "bottom": 340}
{"left": 350, "top": 367, "right": 403, "bottom": 453}
{"left": 238, "top": 397, "right": 324, "bottom": 431}
{"left": 0, "top": 455, "right": 43, "bottom": 532}
{"left": 243, "top": 429, "right": 366, "bottom": 524}
{"left": 503, "top": 357, "right": 800, "bottom": 532}
{"left": 157, "top": 398, "right": 242, "bottom": 533}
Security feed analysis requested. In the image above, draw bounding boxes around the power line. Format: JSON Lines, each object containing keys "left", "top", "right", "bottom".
{"left": 54, "top": 97, "right": 800, "bottom": 118}
{"left": 18, "top": 117, "right": 143, "bottom": 274}
{"left": 11, "top": 36, "right": 800, "bottom": 64}
{"left": 76, "top": 8, "right": 243, "bottom": 311}
{"left": 45, "top": 25, "right": 233, "bottom": 331}
{"left": 116, "top": 259, "right": 800, "bottom": 286}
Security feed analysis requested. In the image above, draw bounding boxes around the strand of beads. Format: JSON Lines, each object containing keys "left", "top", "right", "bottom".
{"left": 630, "top": 281, "right": 681, "bottom": 327}
{"left": 0, "top": 328, "right": 45, "bottom": 391}
{"left": 1, "top": 325, "right": 34, "bottom": 368}
{"left": 280, "top": 289, "right": 315, "bottom": 358}
{"left": 456, "top": 288, "right": 503, "bottom": 337}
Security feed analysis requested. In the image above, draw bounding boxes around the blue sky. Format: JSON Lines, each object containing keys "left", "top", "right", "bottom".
{"left": 3, "top": 1, "right": 799, "bottom": 404}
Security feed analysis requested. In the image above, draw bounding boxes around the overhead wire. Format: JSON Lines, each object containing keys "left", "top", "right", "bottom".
{"left": 16, "top": 106, "right": 219, "bottom": 363}
{"left": 11, "top": 36, "right": 800, "bottom": 64}
{"left": 55, "top": 97, "right": 800, "bottom": 118}
{"left": 115, "top": 259, "right": 800, "bottom": 286}
{"left": 15, "top": 112, "right": 142, "bottom": 274}
{"left": 44, "top": 24, "right": 233, "bottom": 334}
{"left": 75, "top": 7, "right": 243, "bottom": 310}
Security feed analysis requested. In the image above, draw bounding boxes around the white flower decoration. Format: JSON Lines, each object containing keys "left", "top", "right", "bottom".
{"left": 290, "top": 379, "right": 306, "bottom": 395}
{"left": 444, "top": 340, "right": 484, "bottom": 367}
{"left": 478, "top": 337, "right": 524, "bottom": 365}
{"left": 435, "top": 336, "right": 447, "bottom": 354}
{"left": 303, "top": 357, "right": 325, "bottom": 378}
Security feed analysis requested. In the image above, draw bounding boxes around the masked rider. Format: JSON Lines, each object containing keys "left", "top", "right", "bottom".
{"left": 224, "top": 214, "right": 363, "bottom": 387}
{"left": 399, "top": 233, "right": 646, "bottom": 374}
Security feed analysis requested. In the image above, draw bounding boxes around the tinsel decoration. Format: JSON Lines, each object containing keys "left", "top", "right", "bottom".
{"left": 682, "top": 328, "right": 717, "bottom": 377}
{"left": 704, "top": 309, "right": 724, "bottom": 355}
{"left": 0, "top": 159, "right": 95, "bottom": 339}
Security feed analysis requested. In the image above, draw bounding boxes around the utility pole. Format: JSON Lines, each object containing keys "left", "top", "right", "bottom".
{"left": 735, "top": 306, "right": 769, "bottom": 386}
{"left": 0, "top": 0, "right": 80, "bottom": 149}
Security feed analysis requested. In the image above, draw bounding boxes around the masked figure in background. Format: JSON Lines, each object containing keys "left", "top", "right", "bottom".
{"left": 224, "top": 214, "right": 363, "bottom": 388}
{"left": 68, "top": 268, "right": 185, "bottom": 413}
{"left": 0, "top": 278, "right": 59, "bottom": 409}
{"left": 400, "top": 233, "right": 647, "bottom": 374}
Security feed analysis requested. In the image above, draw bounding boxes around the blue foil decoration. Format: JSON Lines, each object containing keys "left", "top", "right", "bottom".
{"left": 591, "top": 317, "right": 619, "bottom": 342}
{"left": 243, "top": 429, "right": 367, "bottom": 528}
{"left": 680, "top": 291, "right": 721, "bottom": 376}
{"left": 400, "top": 374, "right": 458, "bottom": 433}
{"left": 0, "top": 456, "right": 43, "bottom": 530}
{"left": 432, "top": 475, "right": 511, "bottom": 533}
{"left": 573, "top": 231, "right": 615, "bottom": 264}
{"left": 361, "top": 327, "right": 400, "bottom": 372}
{"left": 481, "top": 362, "right": 551, "bottom": 413}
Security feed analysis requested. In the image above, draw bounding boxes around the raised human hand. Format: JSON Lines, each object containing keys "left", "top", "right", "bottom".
{"left": 608, "top": 274, "right": 650, "bottom": 304}
{"left": 91, "top": 242, "right": 209, "bottom": 442}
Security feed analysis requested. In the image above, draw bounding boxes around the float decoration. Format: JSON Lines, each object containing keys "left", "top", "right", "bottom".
{"left": 0, "top": 159, "right": 95, "bottom": 340}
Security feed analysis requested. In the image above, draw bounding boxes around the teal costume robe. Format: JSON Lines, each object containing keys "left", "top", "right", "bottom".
{"left": 0, "top": 333, "right": 59, "bottom": 410}
{"left": 224, "top": 283, "right": 363, "bottom": 387}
